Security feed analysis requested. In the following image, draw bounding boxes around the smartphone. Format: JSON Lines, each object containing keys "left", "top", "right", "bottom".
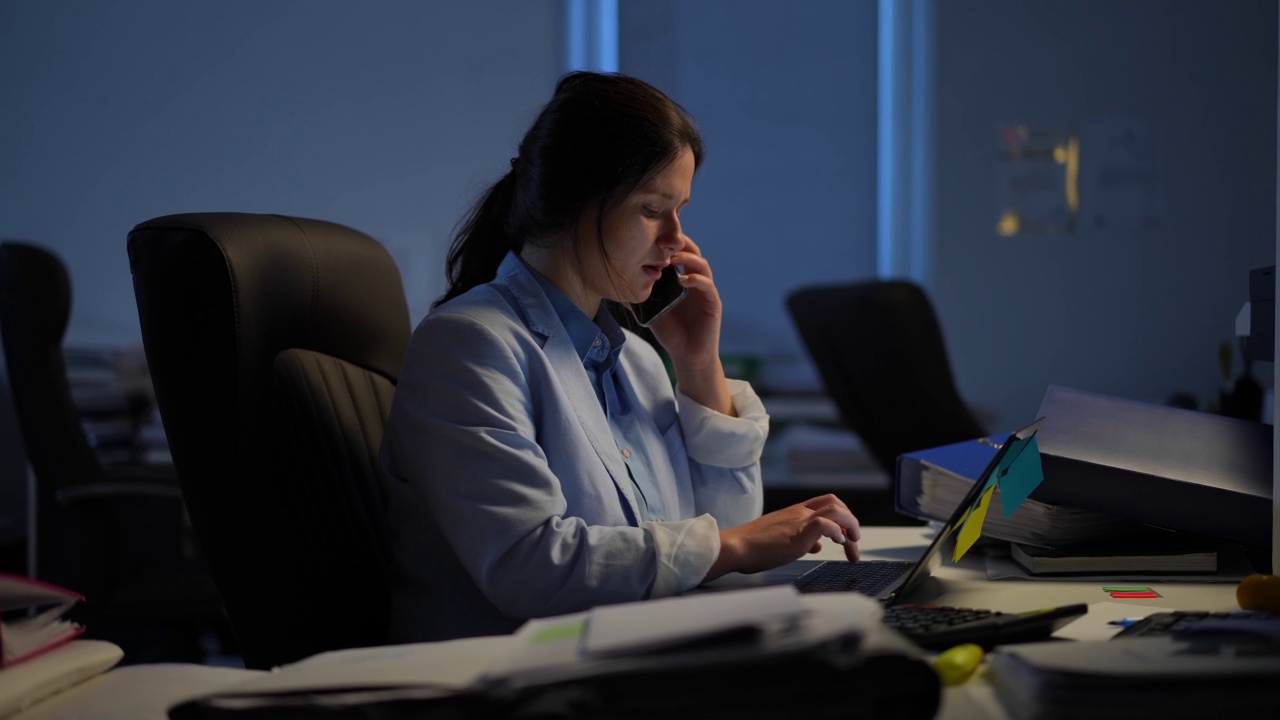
{"left": 632, "top": 264, "right": 687, "bottom": 327}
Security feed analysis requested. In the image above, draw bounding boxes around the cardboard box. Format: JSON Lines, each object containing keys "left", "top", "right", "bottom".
{"left": 1031, "top": 385, "right": 1272, "bottom": 548}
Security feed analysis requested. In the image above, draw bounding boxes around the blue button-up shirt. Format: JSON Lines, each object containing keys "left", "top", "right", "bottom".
{"left": 525, "top": 261, "right": 670, "bottom": 521}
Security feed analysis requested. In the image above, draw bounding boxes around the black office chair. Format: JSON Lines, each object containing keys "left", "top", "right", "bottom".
{"left": 127, "top": 213, "right": 410, "bottom": 669}
{"left": 787, "top": 279, "right": 987, "bottom": 481}
{"left": 0, "top": 240, "right": 224, "bottom": 662}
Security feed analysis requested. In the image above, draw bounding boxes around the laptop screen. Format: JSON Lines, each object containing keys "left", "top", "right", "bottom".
{"left": 885, "top": 418, "right": 1043, "bottom": 605}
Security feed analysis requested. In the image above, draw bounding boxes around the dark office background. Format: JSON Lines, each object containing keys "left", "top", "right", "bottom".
{"left": 0, "top": 0, "right": 1275, "bottom": 452}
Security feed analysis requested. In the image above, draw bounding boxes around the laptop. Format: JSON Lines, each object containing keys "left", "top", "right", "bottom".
{"left": 700, "top": 418, "right": 1045, "bottom": 606}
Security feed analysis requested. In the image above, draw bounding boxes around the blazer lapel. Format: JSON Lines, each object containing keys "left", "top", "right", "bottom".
{"left": 495, "top": 256, "right": 641, "bottom": 523}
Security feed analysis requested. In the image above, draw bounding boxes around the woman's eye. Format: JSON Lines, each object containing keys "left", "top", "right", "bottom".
{"left": 642, "top": 206, "right": 661, "bottom": 218}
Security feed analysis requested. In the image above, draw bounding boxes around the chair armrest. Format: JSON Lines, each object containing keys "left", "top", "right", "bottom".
{"left": 101, "top": 463, "right": 180, "bottom": 484}
{"left": 56, "top": 480, "right": 183, "bottom": 506}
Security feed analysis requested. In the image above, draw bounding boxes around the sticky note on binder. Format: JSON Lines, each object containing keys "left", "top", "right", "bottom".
{"left": 997, "top": 435, "right": 1044, "bottom": 517}
{"left": 951, "top": 432, "right": 1045, "bottom": 562}
{"left": 952, "top": 483, "right": 996, "bottom": 562}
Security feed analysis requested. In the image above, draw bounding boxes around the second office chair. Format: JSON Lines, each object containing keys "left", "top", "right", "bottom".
{"left": 787, "top": 280, "right": 987, "bottom": 479}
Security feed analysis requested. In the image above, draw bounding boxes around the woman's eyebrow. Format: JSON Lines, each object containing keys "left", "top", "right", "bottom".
{"left": 639, "top": 189, "right": 688, "bottom": 203}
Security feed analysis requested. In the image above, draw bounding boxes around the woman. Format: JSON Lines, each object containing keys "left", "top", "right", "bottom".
{"left": 382, "top": 71, "right": 861, "bottom": 642}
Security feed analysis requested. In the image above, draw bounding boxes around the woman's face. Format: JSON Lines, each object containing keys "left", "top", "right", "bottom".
{"left": 581, "top": 147, "right": 694, "bottom": 308}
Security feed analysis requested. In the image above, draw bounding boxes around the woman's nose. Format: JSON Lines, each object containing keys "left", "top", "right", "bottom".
{"left": 659, "top": 217, "right": 685, "bottom": 251}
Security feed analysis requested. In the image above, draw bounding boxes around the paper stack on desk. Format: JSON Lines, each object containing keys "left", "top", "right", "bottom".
{"left": 917, "top": 461, "right": 1140, "bottom": 548}
{"left": 987, "top": 634, "right": 1280, "bottom": 720}
{"left": 170, "top": 587, "right": 943, "bottom": 720}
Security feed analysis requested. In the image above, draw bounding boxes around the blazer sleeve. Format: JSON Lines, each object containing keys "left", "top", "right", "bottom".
{"left": 676, "top": 379, "right": 769, "bottom": 530}
{"left": 385, "top": 312, "right": 666, "bottom": 619}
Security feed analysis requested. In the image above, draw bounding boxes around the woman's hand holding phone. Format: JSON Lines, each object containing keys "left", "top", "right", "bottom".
{"left": 645, "top": 236, "right": 734, "bottom": 415}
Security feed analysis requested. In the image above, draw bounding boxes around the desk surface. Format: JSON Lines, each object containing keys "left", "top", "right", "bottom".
{"left": 821, "top": 526, "right": 1245, "bottom": 720}
{"left": 12, "top": 527, "right": 1246, "bottom": 720}
{"left": 830, "top": 526, "right": 1240, "bottom": 614}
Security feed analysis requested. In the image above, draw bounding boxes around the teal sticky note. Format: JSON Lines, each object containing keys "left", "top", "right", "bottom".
{"left": 997, "top": 435, "right": 1044, "bottom": 517}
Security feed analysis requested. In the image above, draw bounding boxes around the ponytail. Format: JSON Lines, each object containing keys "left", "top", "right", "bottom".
{"left": 435, "top": 169, "right": 521, "bottom": 307}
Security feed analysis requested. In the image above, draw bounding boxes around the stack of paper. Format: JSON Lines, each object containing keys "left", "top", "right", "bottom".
{"left": 168, "top": 587, "right": 942, "bottom": 720}
{"left": 988, "top": 635, "right": 1280, "bottom": 719}
{"left": 481, "top": 585, "right": 880, "bottom": 689}
{"left": 919, "top": 463, "right": 1138, "bottom": 548}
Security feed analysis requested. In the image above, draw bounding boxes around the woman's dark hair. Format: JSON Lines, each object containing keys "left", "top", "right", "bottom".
{"left": 435, "top": 71, "right": 704, "bottom": 307}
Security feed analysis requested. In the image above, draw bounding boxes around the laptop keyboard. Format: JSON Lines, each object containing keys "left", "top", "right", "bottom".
{"left": 792, "top": 560, "right": 914, "bottom": 595}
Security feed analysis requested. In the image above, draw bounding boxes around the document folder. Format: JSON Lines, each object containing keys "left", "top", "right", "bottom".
{"left": 1032, "top": 385, "right": 1273, "bottom": 549}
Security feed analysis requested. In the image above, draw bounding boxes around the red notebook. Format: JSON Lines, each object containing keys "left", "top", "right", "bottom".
{"left": 0, "top": 572, "right": 85, "bottom": 667}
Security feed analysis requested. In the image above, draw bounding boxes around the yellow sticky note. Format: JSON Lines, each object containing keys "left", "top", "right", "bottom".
{"left": 952, "top": 484, "right": 996, "bottom": 563}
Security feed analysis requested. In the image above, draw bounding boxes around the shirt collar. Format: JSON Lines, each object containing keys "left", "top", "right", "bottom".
{"left": 510, "top": 253, "right": 626, "bottom": 364}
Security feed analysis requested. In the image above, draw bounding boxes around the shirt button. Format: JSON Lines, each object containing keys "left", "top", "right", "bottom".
{"left": 593, "top": 337, "right": 602, "bottom": 347}
{"left": 621, "top": 448, "right": 631, "bottom": 458}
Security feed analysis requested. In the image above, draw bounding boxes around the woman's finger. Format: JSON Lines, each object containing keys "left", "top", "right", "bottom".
{"left": 671, "top": 250, "right": 711, "bottom": 281}
{"left": 811, "top": 504, "right": 859, "bottom": 539}
{"left": 843, "top": 540, "right": 861, "bottom": 563}
{"left": 809, "top": 516, "right": 848, "bottom": 545}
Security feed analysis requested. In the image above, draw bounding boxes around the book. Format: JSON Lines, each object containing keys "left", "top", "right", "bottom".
{"left": 1009, "top": 532, "right": 1219, "bottom": 576}
{"left": 0, "top": 573, "right": 85, "bottom": 668}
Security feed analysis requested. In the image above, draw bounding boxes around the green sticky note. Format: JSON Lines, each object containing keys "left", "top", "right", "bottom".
{"left": 997, "top": 435, "right": 1044, "bottom": 518}
{"left": 530, "top": 621, "right": 585, "bottom": 644}
{"left": 953, "top": 483, "right": 996, "bottom": 563}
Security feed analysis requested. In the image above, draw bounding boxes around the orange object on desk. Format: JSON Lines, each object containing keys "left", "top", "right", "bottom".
{"left": 1236, "top": 573, "right": 1280, "bottom": 611}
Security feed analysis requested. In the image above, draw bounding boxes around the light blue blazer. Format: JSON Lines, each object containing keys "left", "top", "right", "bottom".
{"left": 382, "top": 253, "right": 767, "bottom": 642}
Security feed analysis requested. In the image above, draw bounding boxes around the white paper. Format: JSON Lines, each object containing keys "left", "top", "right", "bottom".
{"left": 584, "top": 585, "right": 805, "bottom": 657}
{"left": 217, "top": 636, "right": 516, "bottom": 696}
{"left": 483, "top": 587, "right": 879, "bottom": 688}
{"left": 17, "top": 663, "right": 262, "bottom": 720}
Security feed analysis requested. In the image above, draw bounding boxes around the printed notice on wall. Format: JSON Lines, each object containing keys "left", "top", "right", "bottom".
{"left": 995, "top": 125, "right": 1079, "bottom": 236}
{"left": 1079, "top": 118, "right": 1162, "bottom": 233}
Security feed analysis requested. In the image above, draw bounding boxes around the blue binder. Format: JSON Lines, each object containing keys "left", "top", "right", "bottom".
{"left": 893, "top": 437, "right": 998, "bottom": 522}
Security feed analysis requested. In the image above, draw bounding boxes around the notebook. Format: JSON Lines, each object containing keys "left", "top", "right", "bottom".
{"left": 700, "top": 418, "right": 1045, "bottom": 606}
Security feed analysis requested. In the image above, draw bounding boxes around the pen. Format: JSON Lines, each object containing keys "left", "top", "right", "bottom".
{"left": 1107, "top": 617, "right": 1145, "bottom": 628}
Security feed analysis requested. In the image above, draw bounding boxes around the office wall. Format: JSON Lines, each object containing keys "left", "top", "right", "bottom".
{"left": 619, "top": 0, "right": 879, "bottom": 389}
{"left": 931, "top": 0, "right": 1277, "bottom": 428}
{"left": 0, "top": 0, "right": 563, "bottom": 343}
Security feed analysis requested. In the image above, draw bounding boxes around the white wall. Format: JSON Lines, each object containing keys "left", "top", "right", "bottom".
{"left": 0, "top": 0, "right": 563, "bottom": 343}
{"left": 619, "top": 0, "right": 879, "bottom": 389}
{"left": 931, "top": 0, "right": 1277, "bottom": 428}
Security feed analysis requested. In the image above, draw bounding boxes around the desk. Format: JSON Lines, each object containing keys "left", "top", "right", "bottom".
{"left": 832, "top": 526, "right": 1239, "bottom": 613}
{"left": 11, "top": 527, "right": 1244, "bottom": 720}
{"left": 818, "top": 526, "right": 1242, "bottom": 720}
